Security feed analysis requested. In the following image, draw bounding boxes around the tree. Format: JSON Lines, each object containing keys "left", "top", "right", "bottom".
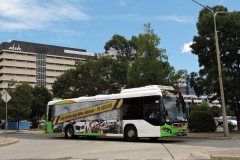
{"left": 52, "top": 68, "right": 79, "bottom": 99}
{"left": 104, "top": 34, "right": 136, "bottom": 62}
{"left": 96, "top": 56, "right": 128, "bottom": 94}
{"left": 210, "top": 106, "right": 222, "bottom": 117}
{"left": 30, "top": 85, "right": 53, "bottom": 128}
{"left": 52, "top": 23, "right": 186, "bottom": 97}
{"left": 74, "top": 56, "right": 128, "bottom": 96}
{"left": 128, "top": 23, "right": 185, "bottom": 88}
{"left": 133, "top": 23, "right": 167, "bottom": 59}
{"left": 8, "top": 83, "right": 33, "bottom": 130}
{"left": 200, "top": 100, "right": 210, "bottom": 108}
{"left": 190, "top": 5, "right": 240, "bottom": 129}
{"left": 0, "top": 94, "right": 5, "bottom": 123}
{"left": 52, "top": 57, "right": 128, "bottom": 98}
{"left": 0, "top": 80, "right": 19, "bottom": 123}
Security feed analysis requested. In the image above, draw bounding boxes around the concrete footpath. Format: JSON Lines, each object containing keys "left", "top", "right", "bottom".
{"left": 185, "top": 131, "right": 240, "bottom": 160}
{"left": 0, "top": 129, "right": 240, "bottom": 160}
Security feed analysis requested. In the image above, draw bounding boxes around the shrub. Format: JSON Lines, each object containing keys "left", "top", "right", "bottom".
{"left": 188, "top": 110, "right": 217, "bottom": 132}
{"left": 209, "top": 106, "right": 222, "bottom": 117}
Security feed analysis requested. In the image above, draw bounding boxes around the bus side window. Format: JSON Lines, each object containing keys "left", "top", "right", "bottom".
{"left": 122, "top": 97, "right": 141, "bottom": 120}
{"left": 143, "top": 96, "right": 159, "bottom": 119}
{"left": 143, "top": 96, "right": 162, "bottom": 125}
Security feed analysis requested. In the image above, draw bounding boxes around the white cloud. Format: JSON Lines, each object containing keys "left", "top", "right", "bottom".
{"left": 0, "top": 0, "right": 91, "bottom": 31}
{"left": 160, "top": 15, "right": 194, "bottom": 23}
{"left": 181, "top": 42, "right": 193, "bottom": 53}
{"left": 99, "top": 14, "right": 194, "bottom": 23}
{"left": 119, "top": 0, "right": 126, "bottom": 6}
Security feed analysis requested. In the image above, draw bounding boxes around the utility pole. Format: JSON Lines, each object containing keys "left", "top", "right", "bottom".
{"left": 192, "top": 0, "right": 229, "bottom": 137}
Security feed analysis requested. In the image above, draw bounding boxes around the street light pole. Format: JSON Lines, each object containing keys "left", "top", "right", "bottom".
{"left": 213, "top": 11, "right": 229, "bottom": 137}
{"left": 192, "top": 0, "right": 229, "bottom": 137}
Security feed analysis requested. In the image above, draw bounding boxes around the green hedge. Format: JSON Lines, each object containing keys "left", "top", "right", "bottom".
{"left": 188, "top": 110, "right": 217, "bottom": 132}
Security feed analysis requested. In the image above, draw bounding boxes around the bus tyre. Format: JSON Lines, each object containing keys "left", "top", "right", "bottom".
{"left": 124, "top": 125, "right": 138, "bottom": 142}
{"left": 65, "top": 126, "right": 74, "bottom": 139}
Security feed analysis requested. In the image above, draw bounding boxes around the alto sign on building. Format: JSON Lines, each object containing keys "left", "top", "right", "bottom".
{"left": 8, "top": 44, "right": 22, "bottom": 51}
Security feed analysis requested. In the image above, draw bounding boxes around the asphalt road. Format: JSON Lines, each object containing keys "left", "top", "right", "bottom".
{"left": 0, "top": 133, "right": 240, "bottom": 160}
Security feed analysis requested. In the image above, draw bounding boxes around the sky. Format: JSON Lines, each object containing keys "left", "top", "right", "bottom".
{"left": 0, "top": 0, "right": 239, "bottom": 73}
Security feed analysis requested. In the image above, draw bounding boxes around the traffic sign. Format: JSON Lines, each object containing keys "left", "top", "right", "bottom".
{"left": 1, "top": 92, "right": 11, "bottom": 102}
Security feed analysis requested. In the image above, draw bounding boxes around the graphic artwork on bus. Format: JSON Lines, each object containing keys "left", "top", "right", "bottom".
{"left": 52, "top": 100, "right": 122, "bottom": 134}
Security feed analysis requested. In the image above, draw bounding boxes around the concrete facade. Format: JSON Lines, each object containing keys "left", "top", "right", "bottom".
{"left": 0, "top": 40, "right": 95, "bottom": 91}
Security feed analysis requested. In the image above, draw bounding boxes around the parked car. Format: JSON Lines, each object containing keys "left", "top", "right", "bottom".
{"left": 226, "top": 117, "right": 237, "bottom": 131}
{"left": 37, "top": 119, "right": 46, "bottom": 128}
{"left": 214, "top": 117, "right": 223, "bottom": 126}
{"left": 218, "top": 116, "right": 237, "bottom": 131}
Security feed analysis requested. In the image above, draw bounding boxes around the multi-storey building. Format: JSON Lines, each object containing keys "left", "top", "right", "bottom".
{"left": 178, "top": 77, "right": 195, "bottom": 95}
{"left": 0, "top": 40, "right": 95, "bottom": 91}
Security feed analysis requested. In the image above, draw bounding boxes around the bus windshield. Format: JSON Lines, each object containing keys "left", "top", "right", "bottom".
{"left": 162, "top": 90, "right": 187, "bottom": 123}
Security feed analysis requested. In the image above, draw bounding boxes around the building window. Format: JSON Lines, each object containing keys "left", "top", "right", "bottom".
{"left": 36, "top": 53, "right": 46, "bottom": 86}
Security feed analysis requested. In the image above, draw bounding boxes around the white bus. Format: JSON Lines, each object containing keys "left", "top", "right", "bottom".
{"left": 46, "top": 85, "right": 188, "bottom": 141}
{"left": 183, "top": 95, "right": 202, "bottom": 106}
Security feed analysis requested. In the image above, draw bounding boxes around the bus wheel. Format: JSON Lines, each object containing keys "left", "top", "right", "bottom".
{"left": 65, "top": 126, "right": 74, "bottom": 139}
{"left": 149, "top": 137, "right": 159, "bottom": 141}
{"left": 124, "top": 125, "right": 138, "bottom": 142}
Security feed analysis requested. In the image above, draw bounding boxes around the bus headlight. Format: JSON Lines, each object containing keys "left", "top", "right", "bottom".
{"left": 163, "top": 128, "right": 171, "bottom": 133}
